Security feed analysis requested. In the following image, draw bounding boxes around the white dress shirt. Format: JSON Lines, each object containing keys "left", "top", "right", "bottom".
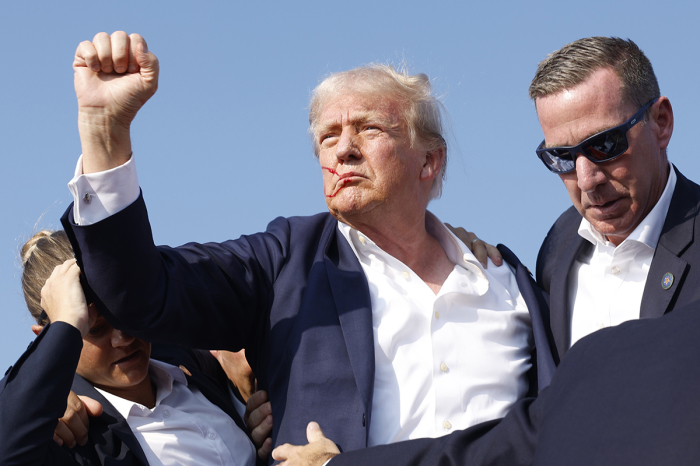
{"left": 69, "top": 154, "right": 533, "bottom": 447}
{"left": 96, "top": 360, "right": 256, "bottom": 466}
{"left": 569, "top": 165, "right": 676, "bottom": 347}
{"left": 339, "top": 215, "right": 532, "bottom": 446}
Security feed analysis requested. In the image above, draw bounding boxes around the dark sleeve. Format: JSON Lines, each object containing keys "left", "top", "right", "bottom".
{"left": 0, "top": 323, "right": 83, "bottom": 466}
{"left": 61, "top": 193, "right": 292, "bottom": 361}
{"left": 329, "top": 396, "right": 543, "bottom": 466}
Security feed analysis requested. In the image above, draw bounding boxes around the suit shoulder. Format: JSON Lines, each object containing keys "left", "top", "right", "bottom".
{"left": 265, "top": 212, "right": 336, "bottom": 244}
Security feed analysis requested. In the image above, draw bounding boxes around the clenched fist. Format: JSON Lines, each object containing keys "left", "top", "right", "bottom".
{"left": 74, "top": 32, "right": 159, "bottom": 173}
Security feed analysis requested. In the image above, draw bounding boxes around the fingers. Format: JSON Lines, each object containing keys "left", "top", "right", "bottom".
{"left": 54, "top": 391, "right": 90, "bottom": 448}
{"left": 444, "top": 223, "right": 502, "bottom": 268}
{"left": 271, "top": 442, "right": 296, "bottom": 462}
{"left": 92, "top": 32, "right": 114, "bottom": 73}
{"left": 245, "top": 391, "right": 273, "bottom": 450}
{"left": 485, "top": 243, "right": 503, "bottom": 267}
{"left": 258, "top": 437, "right": 273, "bottom": 461}
{"left": 247, "top": 400, "right": 273, "bottom": 449}
{"left": 306, "top": 421, "right": 327, "bottom": 443}
{"left": 78, "top": 395, "right": 104, "bottom": 417}
{"left": 244, "top": 390, "right": 268, "bottom": 425}
{"left": 54, "top": 419, "right": 77, "bottom": 448}
{"left": 75, "top": 31, "right": 148, "bottom": 75}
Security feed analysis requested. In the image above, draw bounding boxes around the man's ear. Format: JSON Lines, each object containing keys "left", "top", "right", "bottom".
{"left": 420, "top": 147, "right": 445, "bottom": 182}
{"left": 652, "top": 97, "right": 673, "bottom": 152}
{"left": 31, "top": 325, "right": 44, "bottom": 336}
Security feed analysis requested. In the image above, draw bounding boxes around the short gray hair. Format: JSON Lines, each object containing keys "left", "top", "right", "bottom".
{"left": 309, "top": 64, "right": 448, "bottom": 201}
{"left": 529, "top": 37, "right": 660, "bottom": 110}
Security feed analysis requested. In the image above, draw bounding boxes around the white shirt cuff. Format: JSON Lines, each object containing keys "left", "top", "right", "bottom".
{"left": 67, "top": 154, "right": 140, "bottom": 225}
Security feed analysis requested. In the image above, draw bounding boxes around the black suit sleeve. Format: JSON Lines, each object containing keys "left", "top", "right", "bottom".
{"left": 61, "top": 193, "right": 290, "bottom": 370}
{"left": 0, "top": 323, "right": 84, "bottom": 466}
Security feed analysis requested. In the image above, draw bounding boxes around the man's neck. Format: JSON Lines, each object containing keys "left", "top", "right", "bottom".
{"left": 339, "top": 209, "right": 453, "bottom": 294}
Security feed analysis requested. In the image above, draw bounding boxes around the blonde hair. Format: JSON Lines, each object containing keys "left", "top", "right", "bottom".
{"left": 309, "top": 64, "right": 448, "bottom": 201}
{"left": 20, "top": 230, "right": 74, "bottom": 325}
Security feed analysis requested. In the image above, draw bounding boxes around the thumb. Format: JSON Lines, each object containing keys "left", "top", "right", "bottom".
{"left": 134, "top": 41, "right": 159, "bottom": 85}
{"left": 306, "top": 421, "right": 327, "bottom": 443}
{"left": 78, "top": 395, "right": 104, "bottom": 417}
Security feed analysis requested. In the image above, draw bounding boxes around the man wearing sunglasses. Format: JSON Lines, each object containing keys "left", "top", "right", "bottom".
{"left": 531, "top": 36, "right": 700, "bottom": 362}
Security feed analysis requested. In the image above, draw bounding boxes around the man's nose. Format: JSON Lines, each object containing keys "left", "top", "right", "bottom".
{"left": 575, "top": 154, "right": 608, "bottom": 192}
{"left": 111, "top": 328, "right": 136, "bottom": 347}
{"left": 336, "top": 128, "right": 361, "bottom": 161}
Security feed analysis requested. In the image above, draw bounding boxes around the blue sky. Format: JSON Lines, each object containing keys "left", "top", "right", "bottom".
{"left": 2, "top": 0, "right": 699, "bottom": 372}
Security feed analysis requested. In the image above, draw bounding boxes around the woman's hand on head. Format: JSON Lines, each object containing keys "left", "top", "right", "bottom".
{"left": 40, "top": 259, "right": 95, "bottom": 337}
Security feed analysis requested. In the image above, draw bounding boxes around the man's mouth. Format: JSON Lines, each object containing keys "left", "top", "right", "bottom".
{"left": 322, "top": 167, "right": 363, "bottom": 197}
{"left": 113, "top": 350, "right": 140, "bottom": 366}
{"left": 587, "top": 197, "right": 623, "bottom": 216}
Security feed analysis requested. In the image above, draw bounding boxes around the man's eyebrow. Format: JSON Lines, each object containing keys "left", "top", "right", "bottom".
{"left": 316, "top": 110, "right": 398, "bottom": 136}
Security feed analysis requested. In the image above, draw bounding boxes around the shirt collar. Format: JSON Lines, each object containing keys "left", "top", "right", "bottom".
{"left": 578, "top": 163, "right": 676, "bottom": 250}
{"left": 94, "top": 359, "right": 188, "bottom": 420}
{"left": 336, "top": 211, "right": 489, "bottom": 291}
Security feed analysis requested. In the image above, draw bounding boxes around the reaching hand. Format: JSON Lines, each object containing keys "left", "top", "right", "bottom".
{"left": 210, "top": 349, "right": 256, "bottom": 402}
{"left": 445, "top": 223, "right": 503, "bottom": 268}
{"left": 272, "top": 422, "right": 340, "bottom": 465}
{"left": 245, "top": 390, "right": 273, "bottom": 460}
{"left": 73, "top": 31, "right": 159, "bottom": 173}
{"left": 53, "top": 391, "right": 103, "bottom": 448}
{"left": 40, "top": 259, "right": 95, "bottom": 337}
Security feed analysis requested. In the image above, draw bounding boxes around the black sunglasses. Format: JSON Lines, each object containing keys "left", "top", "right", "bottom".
{"left": 535, "top": 97, "right": 659, "bottom": 174}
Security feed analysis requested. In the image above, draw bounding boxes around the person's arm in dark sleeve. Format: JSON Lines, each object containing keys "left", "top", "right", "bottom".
{"left": 0, "top": 323, "right": 83, "bottom": 465}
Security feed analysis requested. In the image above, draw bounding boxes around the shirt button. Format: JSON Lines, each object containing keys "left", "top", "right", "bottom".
{"left": 611, "top": 266, "right": 621, "bottom": 275}
{"left": 162, "top": 409, "right": 170, "bottom": 418}
{"left": 443, "top": 420, "right": 452, "bottom": 429}
{"left": 83, "top": 192, "right": 92, "bottom": 204}
{"left": 460, "top": 282, "right": 468, "bottom": 288}
{"left": 434, "top": 311, "right": 440, "bottom": 319}
{"left": 208, "top": 432, "right": 217, "bottom": 440}
{"left": 402, "top": 271, "right": 410, "bottom": 280}
{"left": 359, "top": 236, "right": 366, "bottom": 245}
{"left": 598, "top": 322, "right": 606, "bottom": 329}
{"left": 440, "top": 363, "right": 448, "bottom": 372}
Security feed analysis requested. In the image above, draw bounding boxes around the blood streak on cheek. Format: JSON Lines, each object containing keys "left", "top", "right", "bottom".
{"left": 322, "top": 166, "right": 351, "bottom": 198}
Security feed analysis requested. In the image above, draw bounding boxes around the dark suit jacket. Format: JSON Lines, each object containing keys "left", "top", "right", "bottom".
{"left": 536, "top": 165, "right": 700, "bottom": 360}
{"left": 329, "top": 298, "right": 700, "bottom": 466}
{"left": 0, "top": 322, "right": 249, "bottom": 466}
{"left": 61, "top": 195, "right": 555, "bottom": 457}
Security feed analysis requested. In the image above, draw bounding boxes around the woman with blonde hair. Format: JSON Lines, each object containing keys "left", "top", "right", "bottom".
{"left": 0, "top": 230, "right": 263, "bottom": 465}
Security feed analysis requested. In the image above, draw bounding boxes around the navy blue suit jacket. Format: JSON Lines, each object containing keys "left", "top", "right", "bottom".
{"left": 537, "top": 166, "right": 700, "bottom": 360}
{"left": 0, "top": 322, "right": 249, "bottom": 466}
{"left": 61, "top": 195, "right": 555, "bottom": 457}
{"left": 329, "top": 297, "right": 700, "bottom": 466}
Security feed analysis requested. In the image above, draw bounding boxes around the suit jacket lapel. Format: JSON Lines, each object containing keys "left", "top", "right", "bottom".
{"left": 497, "top": 244, "right": 557, "bottom": 390}
{"left": 72, "top": 375, "right": 150, "bottom": 465}
{"left": 552, "top": 237, "right": 588, "bottom": 360}
{"left": 640, "top": 167, "right": 696, "bottom": 319}
{"left": 323, "top": 223, "right": 375, "bottom": 425}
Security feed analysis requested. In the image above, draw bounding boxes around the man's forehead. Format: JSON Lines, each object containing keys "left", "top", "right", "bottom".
{"left": 319, "top": 93, "right": 403, "bottom": 125}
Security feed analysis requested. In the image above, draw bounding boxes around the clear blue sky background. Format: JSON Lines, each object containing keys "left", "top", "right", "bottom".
{"left": 2, "top": 0, "right": 699, "bottom": 372}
